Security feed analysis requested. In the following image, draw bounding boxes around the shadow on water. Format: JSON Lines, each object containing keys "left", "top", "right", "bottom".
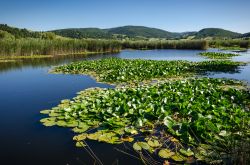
{"left": 0, "top": 49, "right": 249, "bottom": 165}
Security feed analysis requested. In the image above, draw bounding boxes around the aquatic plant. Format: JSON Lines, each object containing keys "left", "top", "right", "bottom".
{"left": 219, "top": 47, "right": 247, "bottom": 51}
{"left": 40, "top": 78, "right": 250, "bottom": 164}
{"left": 122, "top": 40, "right": 208, "bottom": 50}
{"left": 0, "top": 37, "right": 212, "bottom": 57}
{"left": 199, "top": 52, "right": 239, "bottom": 59}
{"left": 44, "top": 58, "right": 248, "bottom": 164}
{"left": 0, "top": 38, "right": 122, "bottom": 56}
{"left": 53, "top": 58, "right": 245, "bottom": 84}
{"left": 208, "top": 40, "right": 250, "bottom": 49}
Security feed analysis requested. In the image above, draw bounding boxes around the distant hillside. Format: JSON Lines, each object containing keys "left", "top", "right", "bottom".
{"left": 0, "top": 24, "right": 247, "bottom": 40}
{"left": 195, "top": 28, "right": 240, "bottom": 39}
{"left": 51, "top": 26, "right": 179, "bottom": 39}
{"left": 52, "top": 26, "right": 243, "bottom": 39}
{"left": 241, "top": 32, "right": 250, "bottom": 38}
{"left": 52, "top": 28, "right": 111, "bottom": 39}
{"left": 0, "top": 24, "right": 66, "bottom": 40}
{"left": 0, "top": 24, "right": 42, "bottom": 38}
{"left": 105, "top": 26, "right": 178, "bottom": 38}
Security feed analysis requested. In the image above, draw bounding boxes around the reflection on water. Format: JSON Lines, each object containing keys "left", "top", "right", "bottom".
{"left": 0, "top": 49, "right": 249, "bottom": 165}
{"left": 0, "top": 52, "right": 142, "bottom": 165}
{"left": 210, "top": 49, "right": 250, "bottom": 84}
{"left": 115, "top": 49, "right": 207, "bottom": 61}
{"left": 0, "top": 53, "right": 118, "bottom": 73}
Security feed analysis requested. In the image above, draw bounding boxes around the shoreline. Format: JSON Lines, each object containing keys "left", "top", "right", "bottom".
{"left": 0, "top": 50, "right": 119, "bottom": 61}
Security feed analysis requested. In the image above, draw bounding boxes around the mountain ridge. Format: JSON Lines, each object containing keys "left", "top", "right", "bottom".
{"left": 1, "top": 24, "right": 248, "bottom": 40}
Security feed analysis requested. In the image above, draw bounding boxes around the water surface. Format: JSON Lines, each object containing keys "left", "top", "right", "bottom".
{"left": 0, "top": 49, "right": 249, "bottom": 165}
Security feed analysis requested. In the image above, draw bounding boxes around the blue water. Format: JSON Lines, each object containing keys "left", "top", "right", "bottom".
{"left": 210, "top": 49, "right": 250, "bottom": 84}
{"left": 115, "top": 49, "right": 207, "bottom": 61}
{"left": 0, "top": 49, "right": 249, "bottom": 165}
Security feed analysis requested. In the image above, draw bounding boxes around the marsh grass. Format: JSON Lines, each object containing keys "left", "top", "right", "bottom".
{"left": 122, "top": 40, "right": 209, "bottom": 50}
{"left": 199, "top": 52, "right": 239, "bottom": 59}
{"left": 0, "top": 38, "right": 122, "bottom": 56}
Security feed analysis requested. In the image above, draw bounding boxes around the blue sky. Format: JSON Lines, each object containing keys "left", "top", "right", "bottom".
{"left": 0, "top": 0, "right": 249, "bottom": 33}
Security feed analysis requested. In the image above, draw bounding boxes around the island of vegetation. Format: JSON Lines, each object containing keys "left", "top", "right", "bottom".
{"left": 199, "top": 52, "right": 239, "bottom": 59}
{"left": 41, "top": 58, "right": 249, "bottom": 164}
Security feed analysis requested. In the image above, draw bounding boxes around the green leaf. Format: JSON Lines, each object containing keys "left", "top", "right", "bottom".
{"left": 179, "top": 148, "right": 194, "bottom": 157}
{"left": 158, "top": 149, "right": 175, "bottom": 158}
{"left": 133, "top": 142, "right": 142, "bottom": 151}
{"left": 40, "top": 110, "right": 51, "bottom": 114}
{"left": 76, "top": 141, "right": 86, "bottom": 147}
{"left": 73, "top": 133, "right": 87, "bottom": 141}
{"left": 163, "top": 116, "right": 173, "bottom": 129}
{"left": 219, "top": 130, "right": 228, "bottom": 137}
{"left": 138, "top": 142, "right": 151, "bottom": 150}
{"left": 171, "top": 153, "right": 186, "bottom": 162}
{"left": 147, "top": 140, "right": 161, "bottom": 148}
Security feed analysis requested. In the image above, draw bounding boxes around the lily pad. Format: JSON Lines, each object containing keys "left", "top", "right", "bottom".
{"left": 158, "top": 149, "right": 175, "bottom": 159}
{"left": 138, "top": 142, "right": 151, "bottom": 150}
{"left": 179, "top": 148, "right": 194, "bottom": 157}
{"left": 171, "top": 153, "right": 186, "bottom": 162}
{"left": 40, "top": 110, "right": 51, "bottom": 114}
{"left": 147, "top": 140, "right": 161, "bottom": 148}
{"left": 133, "top": 142, "right": 142, "bottom": 151}
{"left": 76, "top": 141, "right": 86, "bottom": 147}
{"left": 121, "top": 137, "right": 134, "bottom": 142}
{"left": 73, "top": 133, "right": 87, "bottom": 141}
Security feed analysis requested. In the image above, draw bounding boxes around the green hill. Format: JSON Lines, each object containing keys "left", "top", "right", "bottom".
{"left": 0, "top": 24, "right": 42, "bottom": 38}
{"left": 241, "top": 32, "right": 250, "bottom": 38}
{"left": 0, "top": 24, "right": 246, "bottom": 40}
{"left": 52, "top": 28, "right": 111, "bottom": 39}
{"left": 106, "top": 26, "right": 178, "bottom": 38}
{"left": 51, "top": 26, "right": 179, "bottom": 39}
{"left": 195, "top": 28, "right": 240, "bottom": 39}
{"left": 0, "top": 24, "right": 61, "bottom": 40}
{"left": 51, "top": 26, "right": 243, "bottom": 39}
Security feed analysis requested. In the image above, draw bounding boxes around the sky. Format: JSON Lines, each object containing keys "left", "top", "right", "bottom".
{"left": 0, "top": 0, "right": 249, "bottom": 33}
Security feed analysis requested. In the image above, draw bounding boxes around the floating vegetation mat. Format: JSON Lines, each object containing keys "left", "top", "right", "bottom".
{"left": 52, "top": 58, "right": 246, "bottom": 85}
{"left": 41, "top": 78, "right": 250, "bottom": 164}
{"left": 219, "top": 47, "right": 247, "bottom": 51}
{"left": 200, "top": 52, "right": 239, "bottom": 59}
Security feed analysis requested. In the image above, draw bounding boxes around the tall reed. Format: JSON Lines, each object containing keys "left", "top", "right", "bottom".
{"left": 122, "top": 40, "right": 208, "bottom": 50}
{"left": 0, "top": 38, "right": 121, "bottom": 56}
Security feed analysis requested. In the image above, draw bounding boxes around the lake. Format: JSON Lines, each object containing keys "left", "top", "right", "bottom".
{"left": 0, "top": 49, "right": 249, "bottom": 165}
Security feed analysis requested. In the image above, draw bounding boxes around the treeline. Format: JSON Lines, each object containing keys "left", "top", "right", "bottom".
{"left": 52, "top": 28, "right": 112, "bottom": 39}
{"left": 209, "top": 40, "right": 250, "bottom": 48}
{"left": 0, "top": 24, "right": 59, "bottom": 40}
{"left": 0, "top": 24, "right": 42, "bottom": 39}
{"left": 122, "top": 40, "right": 209, "bottom": 50}
{"left": 0, "top": 39, "right": 121, "bottom": 56}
